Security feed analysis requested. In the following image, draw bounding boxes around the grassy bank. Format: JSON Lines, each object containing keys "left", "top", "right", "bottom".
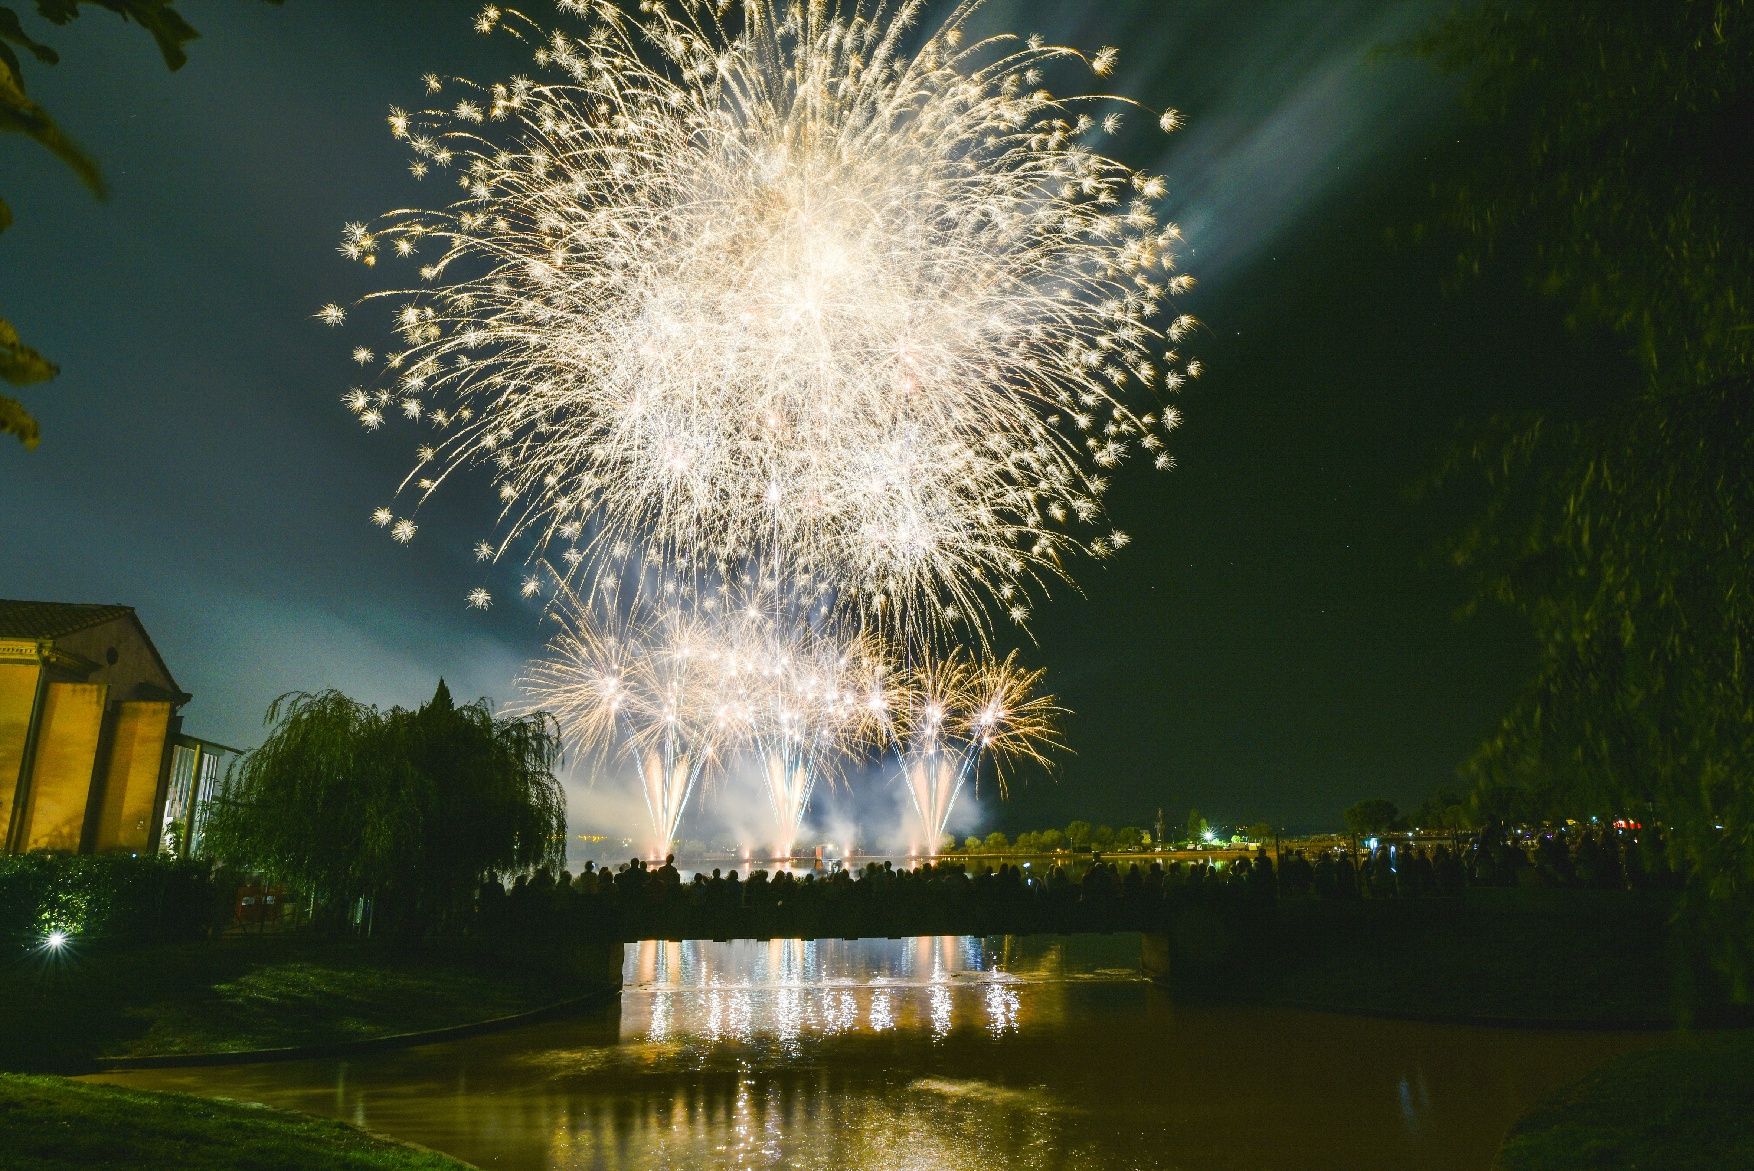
{"left": 1163, "top": 888, "right": 1725, "bottom": 1026}
{"left": 0, "top": 935, "right": 616, "bottom": 1073}
{"left": 0, "top": 1073, "right": 474, "bottom": 1170}
{"left": 1496, "top": 1031, "right": 1754, "bottom": 1169}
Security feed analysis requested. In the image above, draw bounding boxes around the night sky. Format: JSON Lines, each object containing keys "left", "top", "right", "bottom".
{"left": 1, "top": 1, "right": 1636, "bottom": 840}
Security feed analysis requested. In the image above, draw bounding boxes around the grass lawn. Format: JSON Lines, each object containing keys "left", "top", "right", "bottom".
{"left": 0, "top": 935, "right": 613, "bottom": 1072}
{"left": 1496, "top": 1030, "right": 1754, "bottom": 1169}
{"left": 0, "top": 1073, "right": 474, "bottom": 1170}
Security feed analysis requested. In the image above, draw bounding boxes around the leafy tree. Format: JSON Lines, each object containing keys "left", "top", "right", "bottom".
{"left": 1415, "top": 0, "right": 1753, "bottom": 988}
{"left": 1036, "top": 827, "right": 1066, "bottom": 853}
{"left": 983, "top": 831, "right": 1010, "bottom": 855}
{"left": 963, "top": 835, "right": 982, "bottom": 854}
{"left": 1413, "top": 1, "right": 1752, "bottom": 387}
{"left": 1413, "top": 789, "right": 1472, "bottom": 833}
{"left": 1470, "top": 783, "right": 1535, "bottom": 829}
{"left": 1089, "top": 824, "right": 1114, "bottom": 852}
{"left": 1013, "top": 830, "right": 1039, "bottom": 854}
{"left": 202, "top": 682, "right": 565, "bottom": 934}
{"left": 1184, "top": 809, "right": 1209, "bottom": 844}
{"left": 936, "top": 832, "right": 956, "bottom": 855}
{"left": 2, "top": 0, "right": 279, "bottom": 448}
{"left": 1244, "top": 821, "right": 1274, "bottom": 845}
{"left": 1064, "top": 820, "right": 1092, "bottom": 850}
{"left": 1343, "top": 799, "right": 1399, "bottom": 839}
{"left": 1112, "top": 826, "right": 1143, "bottom": 851}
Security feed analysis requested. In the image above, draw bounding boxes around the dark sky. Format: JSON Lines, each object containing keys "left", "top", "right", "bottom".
{"left": 1, "top": 1, "right": 1633, "bottom": 839}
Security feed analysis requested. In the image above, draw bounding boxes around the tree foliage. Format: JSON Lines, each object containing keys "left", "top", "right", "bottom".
{"left": 1342, "top": 799, "right": 1400, "bottom": 839}
{"left": 1, "top": 0, "right": 279, "bottom": 448}
{"left": 1416, "top": 0, "right": 1753, "bottom": 989}
{"left": 1411, "top": 788, "right": 1473, "bottom": 833}
{"left": 1413, "top": 0, "right": 1753, "bottom": 385}
{"left": 202, "top": 682, "right": 566, "bottom": 934}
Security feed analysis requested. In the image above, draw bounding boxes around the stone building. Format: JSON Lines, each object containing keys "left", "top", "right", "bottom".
{"left": 0, "top": 600, "right": 232, "bottom": 855}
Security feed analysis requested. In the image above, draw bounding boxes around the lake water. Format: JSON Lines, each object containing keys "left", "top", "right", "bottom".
{"left": 93, "top": 935, "right": 1655, "bottom": 1170}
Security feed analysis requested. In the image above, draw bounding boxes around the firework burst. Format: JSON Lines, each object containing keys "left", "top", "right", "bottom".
{"left": 521, "top": 579, "right": 895, "bottom": 856}
{"left": 336, "top": 0, "right": 1196, "bottom": 645}
{"left": 894, "top": 648, "right": 1063, "bottom": 853}
{"left": 519, "top": 590, "right": 733, "bottom": 856}
{"left": 521, "top": 573, "right": 1058, "bottom": 856}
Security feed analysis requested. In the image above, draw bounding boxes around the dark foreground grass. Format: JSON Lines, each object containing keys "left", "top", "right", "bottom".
{"left": 0, "top": 935, "right": 609, "bottom": 1072}
{"left": 0, "top": 1073, "right": 475, "bottom": 1170}
{"left": 1496, "top": 1031, "right": 1754, "bottom": 1170}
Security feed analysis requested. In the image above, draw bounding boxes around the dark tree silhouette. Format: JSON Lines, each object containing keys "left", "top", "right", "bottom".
{"left": 1415, "top": 0, "right": 1753, "bottom": 990}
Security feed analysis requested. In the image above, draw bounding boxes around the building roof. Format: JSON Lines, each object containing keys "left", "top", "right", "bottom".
{"left": 0, "top": 600, "right": 137, "bottom": 639}
{"left": 0, "top": 599, "right": 188, "bottom": 703}
{"left": 173, "top": 733, "right": 246, "bottom": 756}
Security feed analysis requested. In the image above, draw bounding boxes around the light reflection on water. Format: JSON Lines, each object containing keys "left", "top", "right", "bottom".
{"left": 625, "top": 937, "right": 1039, "bottom": 1046}
{"left": 90, "top": 934, "right": 1658, "bottom": 1171}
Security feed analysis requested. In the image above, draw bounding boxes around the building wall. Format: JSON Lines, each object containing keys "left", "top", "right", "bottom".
{"left": 3, "top": 613, "right": 188, "bottom": 854}
{"left": 0, "top": 661, "right": 42, "bottom": 847}
{"left": 53, "top": 616, "right": 178, "bottom": 698}
{"left": 19, "top": 681, "right": 108, "bottom": 851}
{"left": 93, "top": 699, "right": 175, "bottom": 852}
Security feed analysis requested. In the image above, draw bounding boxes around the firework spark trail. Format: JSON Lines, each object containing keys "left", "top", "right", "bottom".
{"left": 519, "top": 586, "right": 736, "bottom": 855}
{"left": 521, "top": 572, "right": 1059, "bottom": 856}
{"left": 892, "top": 649, "right": 1063, "bottom": 852}
{"left": 341, "top": 0, "right": 1186, "bottom": 846}
{"left": 522, "top": 577, "right": 899, "bottom": 856}
{"left": 334, "top": 0, "right": 1197, "bottom": 645}
{"left": 717, "top": 605, "right": 894, "bottom": 857}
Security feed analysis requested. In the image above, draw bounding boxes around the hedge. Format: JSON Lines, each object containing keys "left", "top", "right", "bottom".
{"left": 0, "top": 854, "right": 218, "bottom": 948}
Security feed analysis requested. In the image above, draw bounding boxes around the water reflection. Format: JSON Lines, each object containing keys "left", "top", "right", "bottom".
{"left": 90, "top": 934, "right": 1658, "bottom": 1171}
{"left": 625, "top": 937, "right": 1044, "bottom": 1046}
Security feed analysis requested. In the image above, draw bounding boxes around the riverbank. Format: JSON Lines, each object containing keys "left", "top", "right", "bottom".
{"left": 1158, "top": 888, "right": 1730, "bottom": 1027}
{"left": 2, "top": 887, "right": 1721, "bottom": 1078}
{"left": 0, "top": 935, "right": 620, "bottom": 1073}
{"left": 0, "top": 1073, "right": 476, "bottom": 1170}
{"left": 1496, "top": 1030, "right": 1754, "bottom": 1169}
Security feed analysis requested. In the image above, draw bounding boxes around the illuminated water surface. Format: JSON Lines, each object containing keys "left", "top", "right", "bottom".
{"left": 94, "top": 935, "right": 1655, "bottom": 1170}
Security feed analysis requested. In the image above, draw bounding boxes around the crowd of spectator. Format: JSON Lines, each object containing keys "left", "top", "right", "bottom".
{"left": 476, "top": 823, "right": 1682, "bottom": 942}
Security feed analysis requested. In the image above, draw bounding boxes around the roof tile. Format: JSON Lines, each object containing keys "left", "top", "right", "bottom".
{"left": 0, "top": 600, "right": 137, "bottom": 639}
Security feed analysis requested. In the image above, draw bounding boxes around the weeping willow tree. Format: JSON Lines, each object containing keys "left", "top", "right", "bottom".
{"left": 1415, "top": 1, "right": 1753, "bottom": 995}
{"left": 203, "top": 681, "right": 565, "bottom": 934}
